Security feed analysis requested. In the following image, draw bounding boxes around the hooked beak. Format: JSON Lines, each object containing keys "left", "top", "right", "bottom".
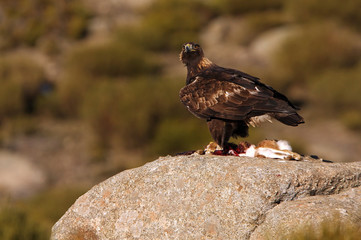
{"left": 184, "top": 43, "right": 194, "bottom": 53}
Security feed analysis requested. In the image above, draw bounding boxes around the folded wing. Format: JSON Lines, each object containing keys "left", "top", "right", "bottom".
{"left": 179, "top": 74, "right": 298, "bottom": 122}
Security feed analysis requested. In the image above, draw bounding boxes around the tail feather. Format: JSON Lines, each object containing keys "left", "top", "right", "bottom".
{"left": 275, "top": 113, "right": 304, "bottom": 126}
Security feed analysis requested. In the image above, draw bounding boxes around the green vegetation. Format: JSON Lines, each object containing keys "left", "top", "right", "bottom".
{"left": 57, "top": 40, "right": 161, "bottom": 116}
{"left": 0, "top": 206, "right": 49, "bottom": 240}
{"left": 0, "top": 55, "right": 46, "bottom": 119}
{"left": 1, "top": 0, "right": 359, "bottom": 158}
{"left": 287, "top": 0, "right": 361, "bottom": 31}
{"left": 0, "top": 187, "right": 87, "bottom": 240}
{"left": 208, "top": 0, "right": 285, "bottom": 15}
{"left": 79, "top": 77, "right": 210, "bottom": 158}
{"left": 135, "top": 0, "right": 213, "bottom": 51}
{"left": 0, "top": 0, "right": 91, "bottom": 50}
{"left": 271, "top": 22, "right": 361, "bottom": 90}
{"left": 55, "top": 34, "right": 208, "bottom": 156}
{"left": 150, "top": 118, "right": 210, "bottom": 156}
{"left": 65, "top": 41, "right": 160, "bottom": 79}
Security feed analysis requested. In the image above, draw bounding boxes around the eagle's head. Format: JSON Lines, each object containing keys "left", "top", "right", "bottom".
{"left": 180, "top": 42, "right": 204, "bottom": 65}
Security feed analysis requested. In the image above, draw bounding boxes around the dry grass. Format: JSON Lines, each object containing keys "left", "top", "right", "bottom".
{"left": 280, "top": 216, "right": 361, "bottom": 240}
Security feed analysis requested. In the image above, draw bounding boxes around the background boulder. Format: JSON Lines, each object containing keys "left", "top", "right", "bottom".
{"left": 0, "top": 151, "right": 46, "bottom": 198}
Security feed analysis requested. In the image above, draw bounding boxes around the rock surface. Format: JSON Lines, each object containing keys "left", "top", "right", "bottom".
{"left": 51, "top": 155, "right": 361, "bottom": 240}
{"left": 251, "top": 186, "right": 361, "bottom": 239}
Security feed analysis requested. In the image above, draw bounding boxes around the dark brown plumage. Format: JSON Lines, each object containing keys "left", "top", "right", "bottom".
{"left": 179, "top": 42, "right": 304, "bottom": 149}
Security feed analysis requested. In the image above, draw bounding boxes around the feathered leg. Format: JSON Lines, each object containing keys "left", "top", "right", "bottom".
{"left": 207, "top": 119, "right": 233, "bottom": 149}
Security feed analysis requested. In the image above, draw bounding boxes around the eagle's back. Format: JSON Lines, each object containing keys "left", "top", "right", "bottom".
{"left": 203, "top": 66, "right": 299, "bottom": 110}
{"left": 179, "top": 65, "right": 304, "bottom": 125}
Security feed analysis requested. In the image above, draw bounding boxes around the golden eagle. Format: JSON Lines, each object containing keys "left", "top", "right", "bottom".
{"left": 179, "top": 42, "right": 304, "bottom": 149}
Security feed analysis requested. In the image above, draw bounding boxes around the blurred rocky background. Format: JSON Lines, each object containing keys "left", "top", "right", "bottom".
{"left": 0, "top": 0, "right": 360, "bottom": 238}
